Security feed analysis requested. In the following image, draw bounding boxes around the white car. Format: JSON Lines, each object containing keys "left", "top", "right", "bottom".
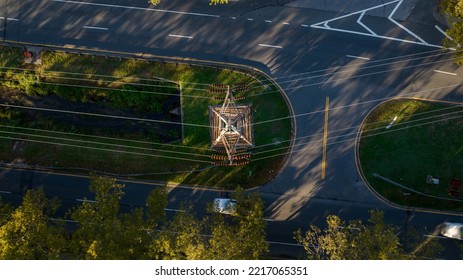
{"left": 439, "top": 222, "right": 463, "bottom": 240}
{"left": 213, "top": 198, "right": 237, "bottom": 215}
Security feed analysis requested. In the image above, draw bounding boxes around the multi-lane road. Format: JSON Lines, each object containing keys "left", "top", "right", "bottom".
{"left": 1, "top": 0, "right": 463, "bottom": 258}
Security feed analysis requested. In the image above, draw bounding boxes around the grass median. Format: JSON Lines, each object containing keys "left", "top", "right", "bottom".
{"left": 359, "top": 98, "right": 463, "bottom": 211}
{"left": 0, "top": 46, "right": 292, "bottom": 189}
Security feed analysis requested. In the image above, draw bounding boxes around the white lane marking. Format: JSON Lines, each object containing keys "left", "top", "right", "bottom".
{"left": 231, "top": 16, "right": 236, "bottom": 19}
{"left": 433, "top": 70, "right": 457, "bottom": 76}
{"left": 310, "top": 0, "right": 442, "bottom": 48}
{"left": 424, "top": 234, "right": 446, "bottom": 239}
{"left": 357, "top": 11, "right": 377, "bottom": 35}
{"left": 282, "top": 22, "right": 290, "bottom": 25}
{"left": 0, "top": 17, "right": 19, "bottom": 21}
{"left": 76, "top": 198, "right": 95, "bottom": 203}
{"left": 346, "top": 54, "right": 370, "bottom": 61}
{"left": 247, "top": 18, "right": 254, "bottom": 21}
{"left": 311, "top": 25, "right": 442, "bottom": 48}
{"left": 164, "top": 208, "right": 186, "bottom": 213}
{"left": 265, "top": 20, "right": 272, "bottom": 23}
{"left": 258, "top": 43, "right": 283, "bottom": 49}
{"left": 83, "top": 25, "right": 109, "bottom": 31}
{"left": 388, "top": 0, "right": 426, "bottom": 44}
{"left": 435, "top": 25, "right": 454, "bottom": 41}
{"left": 267, "top": 241, "right": 304, "bottom": 247}
{"left": 0, "top": 190, "right": 12, "bottom": 194}
{"left": 301, "top": 24, "right": 309, "bottom": 27}
{"left": 52, "top": 0, "right": 220, "bottom": 18}
{"left": 168, "top": 34, "right": 194, "bottom": 39}
{"left": 263, "top": 218, "right": 275, "bottom": 222}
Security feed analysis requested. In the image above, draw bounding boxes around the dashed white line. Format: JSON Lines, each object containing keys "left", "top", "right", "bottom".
{"left": 247, "top": 18, "right": 254, "bottom": 21}
{"left": 83, "top": 25, "right": 109, "bottom": 31}
{"left": 282, "top": 22, "right": 290, "bottom": 25}
{"left": 52, "top": 0, "right": 220, "bottom": 18}
{"left": 168, "top": 34, "right": 194, "bottom": 39}
{"left": 0, "top": 190, "right": 12, "bottom": 194}
{"left": 231, "top": 16, "right": 237, "bottom": 20}
{"left": 258, "top": 43, "right": 283, "bottom": 49}
{"left": 0, "top": 17, "right": 19, "bottom": 21}
{"left": 265, "top": 20, "right": 272, "bottom": 23}
{"left": 301, "top": 24, "right": 309, "bottom": 27}
{"left": 267, "top": 241, "right": 304, "bottom": 247}
{"left": 433, "top": 70, "right": 457, "bottom": 76}
{"left": 435, "top": 25, "right": 453, "bottom": 41}
{"left": 76, "top": 198, "right": 95, "bottom": 203}
{"left": 164, "top": 208, "right": 186, "bottom": 213}
{"left": 346, "top": 54, "right": 370, "bottom": 61}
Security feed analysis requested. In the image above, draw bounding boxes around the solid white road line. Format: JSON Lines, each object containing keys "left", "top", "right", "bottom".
{"left": 388, "top": 0, "right": 426, "bottom": 44}
{"left": 263, "top": 218, "right": 275, "bottom": 222}
{"left": 0, "top": 17, "right": 19, "bottom": 21}
{"left": 346, "top": 54, "right": 370, "bottom": 61}
{"left": 83, "top": 25, "right": 109, "bottom": 31}
{"left": 357, "top": 11, "right": 377, "bottom": 35}
{"left": 258, "top": 43, "right": 283, "bottom": 49}
{"left": 435, "top": 25, "right": 454, "bottom": 41}
{"left": 52, "top": 0, "right": 220, "bottom": 18}
{"left": 168, "top": 34, "right": 194, "bottom": 39}
{"left": 433, "top": 69, "right": 457, "bottom": 76}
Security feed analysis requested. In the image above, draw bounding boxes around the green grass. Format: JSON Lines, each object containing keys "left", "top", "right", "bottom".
{"left": 0, "top": 47, "right": 292, "bottom": 189}
{"left": 359, "top": 98, "right": 463, "bottom": 211}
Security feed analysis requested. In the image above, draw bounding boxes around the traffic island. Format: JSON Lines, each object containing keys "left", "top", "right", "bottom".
{"left": 357, "top": 98, "right": 463, "bottom": 212}
{"left": 0, "top": 45, "right": 293, "bottom": 189}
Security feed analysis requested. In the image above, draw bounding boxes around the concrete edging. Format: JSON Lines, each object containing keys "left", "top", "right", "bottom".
{"left": 354, "top": 97, "right": 463, "bottom": 216}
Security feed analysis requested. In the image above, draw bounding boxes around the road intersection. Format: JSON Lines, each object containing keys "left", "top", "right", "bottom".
{"left": 1, "top": 0, "right": 463, "bottom": 257}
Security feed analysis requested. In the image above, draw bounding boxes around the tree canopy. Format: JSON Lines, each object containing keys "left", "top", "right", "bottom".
{"left": 295, "top": 210, "right": 442, "bottom": 260}
{"left": 0, "top": 176, "right": 267, "bottom": 260}
{"left": 439, "top": 0, "right": 463, "bottom": 64}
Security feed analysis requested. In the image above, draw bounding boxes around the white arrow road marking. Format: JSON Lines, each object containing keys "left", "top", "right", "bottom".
{"left": 310, "top": 0, "right": 442, "bottom": 48}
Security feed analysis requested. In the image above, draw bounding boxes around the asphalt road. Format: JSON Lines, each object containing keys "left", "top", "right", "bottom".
{"left": 1, "top": 0, "right": 463, "bottom": 258}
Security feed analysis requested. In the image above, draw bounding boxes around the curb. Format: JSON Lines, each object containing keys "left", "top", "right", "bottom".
{"left": 354, "top": 97, "right": 463, "bottom": 217}
{"left": 0, "top": 40, "right": 297, "bottom": 191}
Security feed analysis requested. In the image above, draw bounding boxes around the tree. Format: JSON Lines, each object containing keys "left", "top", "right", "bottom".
{"left": 295, "top": 210, "right": 408, "bottom": 260}
{"left": 0, "top": 188, "right": 68, "bottom": 259}
{"left": 148, "top": 187, "right": 268, "bottom": 260}
{"left": 69, "top": 177, "right": 153, "bottom": 259}
{"left": 205, "top": 188, "right": 268, "bottom": 259}
{"left": 439, "top": 0, "right": 463, "bottom": 64}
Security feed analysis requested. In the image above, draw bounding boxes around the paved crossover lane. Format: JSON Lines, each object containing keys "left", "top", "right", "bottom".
{"left": 1, "top": 0, "right": 463, "bottom": 257}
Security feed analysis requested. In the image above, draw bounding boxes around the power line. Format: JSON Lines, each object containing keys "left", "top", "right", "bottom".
{"left": 253, "top": 105, "right": 463, "bottom": 156}
{"left": 273, "top": 49, "right": 453, "bottom": 81}
{"left": 0, "top": 129, "right": 211, "bottom": 158}
{"left": 0, "top": 134, "right": 212, "bottom": 164}
{"left": 0, "top": 124, "right": 212, "bottom": 151}
{"left": 252, "top": 108, "right": 463, "bottom": 162}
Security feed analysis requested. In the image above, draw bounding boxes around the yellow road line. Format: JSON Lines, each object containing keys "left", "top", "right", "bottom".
{"left": 322, "top": 96, "right": 329, "bottom": 179}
